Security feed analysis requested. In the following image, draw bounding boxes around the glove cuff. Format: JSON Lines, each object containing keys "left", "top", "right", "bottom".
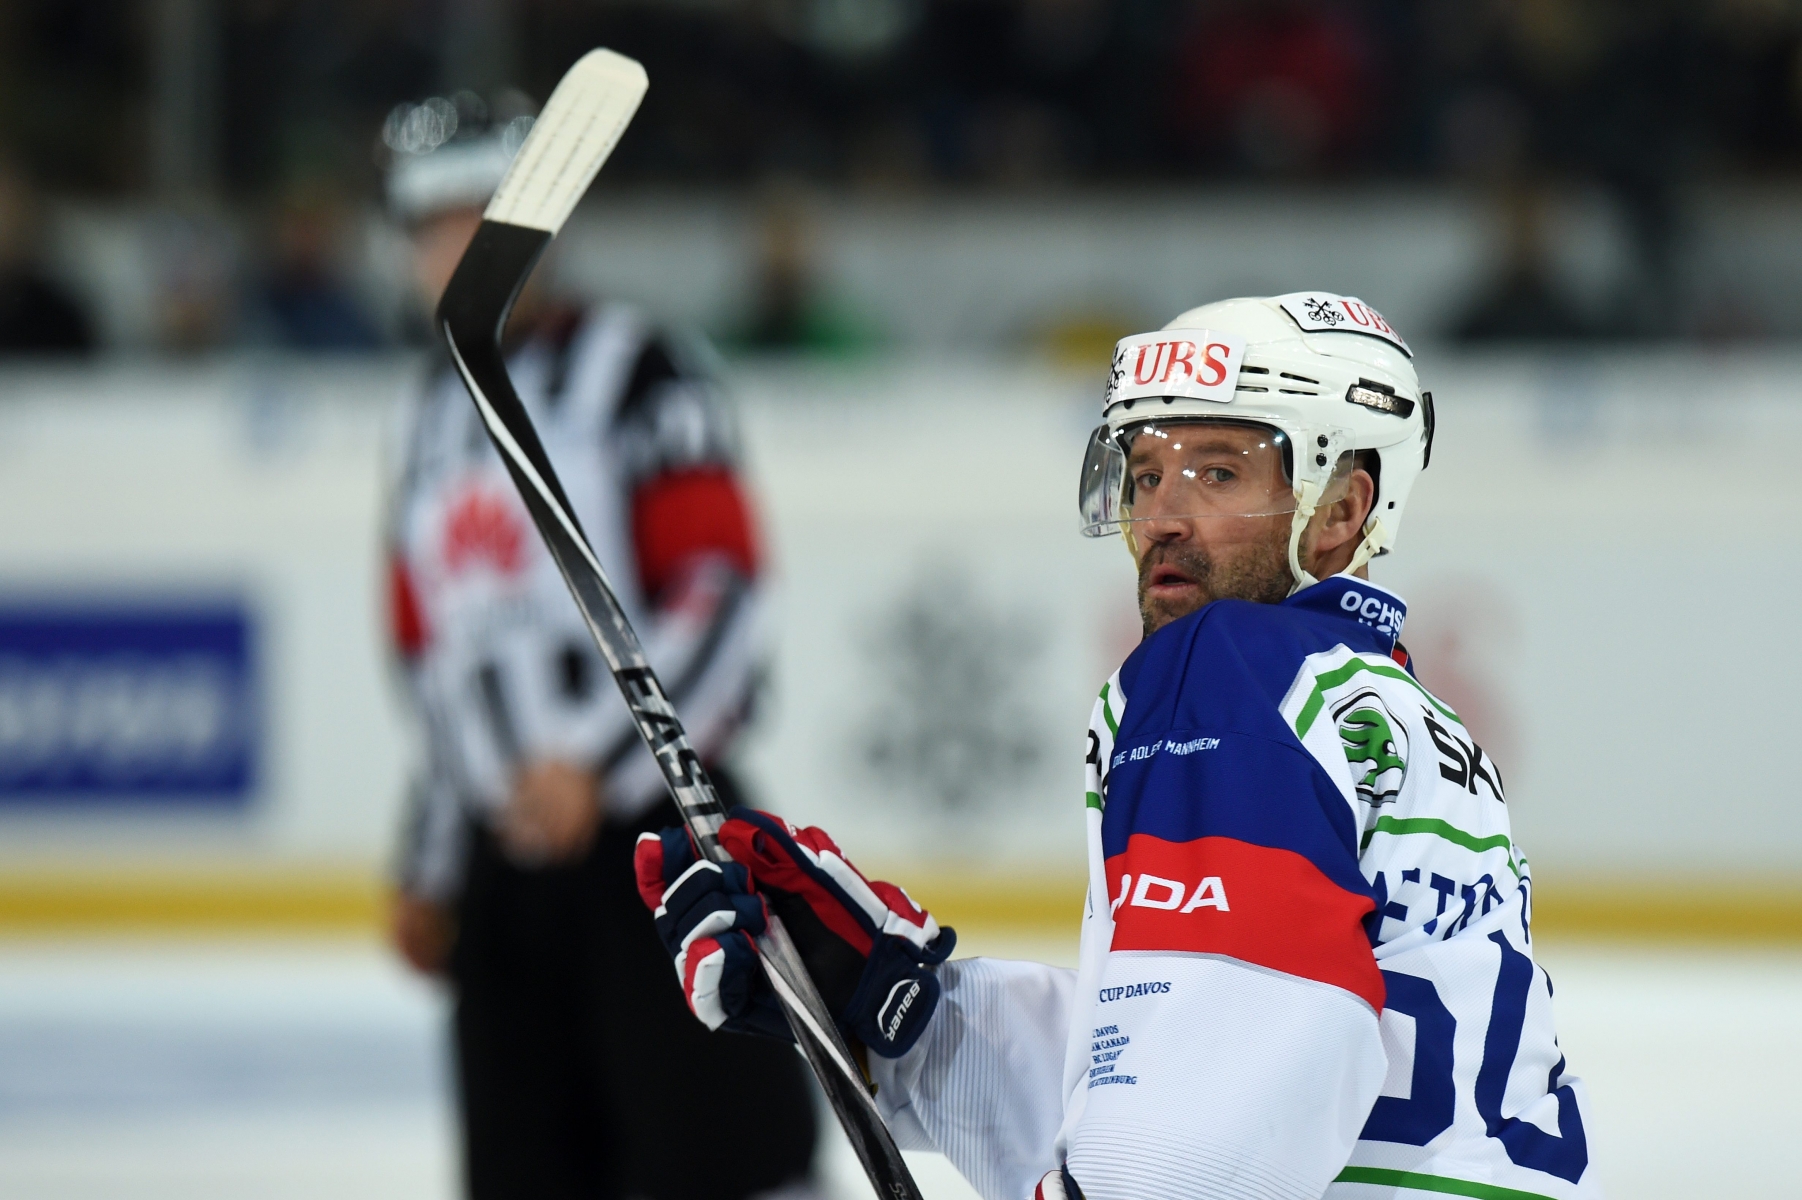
{"left": 845, "top": 930, "right": 955, "bottom": 1058}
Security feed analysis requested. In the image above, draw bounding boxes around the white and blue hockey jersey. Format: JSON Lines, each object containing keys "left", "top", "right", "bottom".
{"left": 872, "top": 574, "right": 1600, "bottom": 1200}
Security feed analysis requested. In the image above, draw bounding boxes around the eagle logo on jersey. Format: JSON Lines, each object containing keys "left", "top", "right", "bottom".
{"left": 1334, "top": 689, "right": 1407, "bottom": 807}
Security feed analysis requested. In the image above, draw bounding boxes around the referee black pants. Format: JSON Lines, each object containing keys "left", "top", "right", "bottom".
{"left": 451, "top": 771, "right": 818, "bottom": 1200}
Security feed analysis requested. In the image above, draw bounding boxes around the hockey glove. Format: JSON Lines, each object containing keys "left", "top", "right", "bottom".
{"left": 634, "top": 807, "right": 955, "bottom": 1058}
{"left": 634, "top": 827, "right": 792, "bottom": 1041}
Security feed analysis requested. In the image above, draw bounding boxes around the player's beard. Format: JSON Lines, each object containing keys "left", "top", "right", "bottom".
{"left": 1137, "top": 525, "right": 1294, "bottom": 637}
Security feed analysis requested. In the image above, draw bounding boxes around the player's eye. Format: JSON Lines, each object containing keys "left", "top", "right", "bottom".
{"left": 1135, "top": 470, "right": 1161, "bottom": 490}
{"left": 1201, "top": 466, "right": 1236, "bottom": 484}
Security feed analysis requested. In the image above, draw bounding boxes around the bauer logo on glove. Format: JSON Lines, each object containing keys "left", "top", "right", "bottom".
{"left": 635, "top": 808, "right": 955, "bottom": 1058}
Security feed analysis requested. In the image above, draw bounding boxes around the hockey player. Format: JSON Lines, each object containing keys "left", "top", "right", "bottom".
{"left": 382, "top": 116, "right": 817, "bottom": 1200}
{"left": 634, "top": 294, "right": 1600, "bottom": 1199}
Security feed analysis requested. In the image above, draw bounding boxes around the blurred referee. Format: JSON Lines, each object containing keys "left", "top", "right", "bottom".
{"left": 380, "top": 97, "right": 817, "bottom": 1200}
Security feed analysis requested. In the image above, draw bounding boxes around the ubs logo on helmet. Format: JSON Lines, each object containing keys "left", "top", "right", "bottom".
{"left": 1129, "top": 340, "right": 1234, "bottom": 388}
{"left": 1304, "top": 297, "right": 1344, "bottom": 326}
{"left": 1276, "top": 292, "right": 1412, "bottom": 356}
{"left": 1105, "top": 328, "right": 1247, "bottom": 408}
{"left": 1107, "top": 345, "right": 1128, "bottom": 396}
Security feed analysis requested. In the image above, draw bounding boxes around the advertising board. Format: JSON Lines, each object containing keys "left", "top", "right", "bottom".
{"left": 0, "top": 600, "right": 258, "bottom": 806}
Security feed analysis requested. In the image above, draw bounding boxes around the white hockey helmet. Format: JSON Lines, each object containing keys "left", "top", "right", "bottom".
{"left": 1078, "top": 292, "right": 1434, "bottom": 589}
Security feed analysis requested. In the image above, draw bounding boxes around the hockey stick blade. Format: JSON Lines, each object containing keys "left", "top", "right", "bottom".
{"left": 487, "top": 48, "right": 647, "bottom": 235}
{"left": 435, "top": 48, "right": 925, "bottom": 1200}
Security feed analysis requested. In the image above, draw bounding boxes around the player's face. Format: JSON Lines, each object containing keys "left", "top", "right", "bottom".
{"left": 1128, "top": 422, "right": 1295, "bottom": 635}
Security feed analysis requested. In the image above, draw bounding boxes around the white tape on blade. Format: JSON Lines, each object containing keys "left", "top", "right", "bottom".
{"left": 484, "top": 48, "right": 647, "bottom": 234}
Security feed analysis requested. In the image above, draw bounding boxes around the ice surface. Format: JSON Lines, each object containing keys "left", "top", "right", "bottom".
{"left": 0, "top": 935, "right": 1791, "bottom": 1200}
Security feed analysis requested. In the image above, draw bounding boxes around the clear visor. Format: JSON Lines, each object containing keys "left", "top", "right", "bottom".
{"left": 1079, "top": 420, "right": 1329, "bottom": 538}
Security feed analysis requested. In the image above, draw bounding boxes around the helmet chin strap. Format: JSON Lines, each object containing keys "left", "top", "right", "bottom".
{"left": 1347, "top": 516, "right": 1389, "bottom": 576}
{"left": 1285, "top": 480, "right": 1325, "bottom": 595}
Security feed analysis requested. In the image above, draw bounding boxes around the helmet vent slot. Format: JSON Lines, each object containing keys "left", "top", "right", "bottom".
{"left": 1278, "top": 388, "right": 1319, "bottom": 396}
{"left": 1235, "top": 384, "right": 1269, "bottom": 393}
{"left": 1279, "top": 372, "right": 1319, "bottom": 384}
{"left": 1345, "top": 380, "right": 1415, "bottom": 418}
{"left": 1242, "top": 365, "right": 1270, "bottom": 375}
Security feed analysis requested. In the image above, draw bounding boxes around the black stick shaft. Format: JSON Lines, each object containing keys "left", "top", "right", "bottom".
{"left": 437, "top": 220, "right": 925, "bottom": 1200}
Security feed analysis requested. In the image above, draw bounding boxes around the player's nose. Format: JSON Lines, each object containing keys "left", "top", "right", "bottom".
{"left": 1137, "top": 508, "right": 1195, "bottom": 544}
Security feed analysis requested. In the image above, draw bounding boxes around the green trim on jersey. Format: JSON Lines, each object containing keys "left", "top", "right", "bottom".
{"left": 1098, "top": 681, "right": 1119, "bottom": 736}
{"left": 1333, "top": 1165, "right": 1556, "bottom": 1200}
{"left": 1361, "top": 815, "right": 1521, "bottom": 878}
{"left": 1295, "top": 658, "right": 1462, "bottom": 739}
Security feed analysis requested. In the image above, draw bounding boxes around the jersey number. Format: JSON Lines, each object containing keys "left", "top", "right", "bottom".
{"left": 1360, "top": 932, "right": 1588, "bottom": 1185}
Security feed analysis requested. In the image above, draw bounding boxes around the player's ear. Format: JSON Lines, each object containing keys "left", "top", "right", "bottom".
{"left": 1343, "top": 466, "right": 1376, "bottom": 538}
{"left": 1310, "top": 467, "right": 1375, "bottom": 559}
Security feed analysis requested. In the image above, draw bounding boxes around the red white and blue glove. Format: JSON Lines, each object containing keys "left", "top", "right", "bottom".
{"left": 633, "top": 828, "right": 791, "bottom": 1041}
{"left": 634, "top": 807, "right": 955, "bottom": 1058}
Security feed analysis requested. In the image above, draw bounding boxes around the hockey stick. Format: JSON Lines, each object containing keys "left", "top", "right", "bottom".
{"left": 435, "top": 49, "right": 924, "bottom": 1200}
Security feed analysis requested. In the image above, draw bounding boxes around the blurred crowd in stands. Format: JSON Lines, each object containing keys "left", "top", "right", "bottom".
{"left": 3, "top": 0, "right": 1802, "bottom": 354}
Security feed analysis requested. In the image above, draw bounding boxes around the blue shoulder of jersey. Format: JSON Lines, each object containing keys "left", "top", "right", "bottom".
{"left": 1105, "top": 575, "right": 1409, "bottom": 899}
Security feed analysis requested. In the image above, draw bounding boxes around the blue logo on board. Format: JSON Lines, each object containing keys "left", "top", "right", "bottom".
{"left": 0, "top": 600, "right": 258, "bottom": 804}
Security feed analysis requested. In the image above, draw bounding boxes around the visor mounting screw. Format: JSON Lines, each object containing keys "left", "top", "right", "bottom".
{"left": 1315, "top": 453, "right": 1328, "bottom": 467}
{"left": 1316, "top": 435, "right": 1328, "bottom": 448}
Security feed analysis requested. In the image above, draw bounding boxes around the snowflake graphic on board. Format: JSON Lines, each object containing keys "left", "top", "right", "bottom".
{"left": 858, "top": 567, "right": 1046, "bottom": 810}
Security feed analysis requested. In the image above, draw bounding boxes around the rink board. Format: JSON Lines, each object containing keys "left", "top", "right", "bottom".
{"left": 0, "top": 350, "right": 1792, "bottom": 923}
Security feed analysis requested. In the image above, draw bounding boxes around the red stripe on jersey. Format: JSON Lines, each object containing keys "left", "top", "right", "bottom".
{"left": 631, "top": 468, "right": 760, "bottom": 601}
{"left": 1106, "top": 833, "right": 1384, "bottom": 1011}
{"left": 387, "top": 554, "right": 429, "bottom": 659}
